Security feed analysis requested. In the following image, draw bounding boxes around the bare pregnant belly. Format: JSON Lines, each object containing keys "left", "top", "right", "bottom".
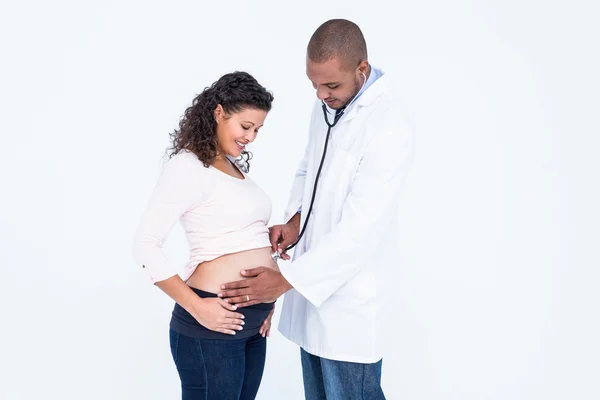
{"left": 185, "top": 247, "right": 279, "bottom": 294}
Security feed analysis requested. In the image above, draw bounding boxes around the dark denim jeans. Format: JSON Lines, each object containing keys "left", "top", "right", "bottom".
{"left": 301, "top": 348, "right": 385, "bottom": 400}
{"left": 169, "top": 329, "right": 267, "bottom": 400}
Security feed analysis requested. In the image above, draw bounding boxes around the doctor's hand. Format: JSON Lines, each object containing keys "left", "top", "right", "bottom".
{"left": 269, "top": 213, "right": 301, "bottom": 261}
{"left": 217, "top": 267, "right": 293, "bottom": 307}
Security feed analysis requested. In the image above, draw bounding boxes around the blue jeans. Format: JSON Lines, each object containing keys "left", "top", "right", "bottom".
{"left": 169, "top": 329, "right": 266, "bottom": 399}
{"left": 301, "top": 348, "right": 385, "bottom": 400}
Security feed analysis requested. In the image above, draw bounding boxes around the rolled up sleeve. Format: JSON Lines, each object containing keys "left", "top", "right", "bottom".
{"left": 132, "top": 156, "right": 201, "bottom": 283}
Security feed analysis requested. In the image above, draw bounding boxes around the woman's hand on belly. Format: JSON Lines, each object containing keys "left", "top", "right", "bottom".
{"left": 192, "top": 297, "right": 246, "bottom": 336}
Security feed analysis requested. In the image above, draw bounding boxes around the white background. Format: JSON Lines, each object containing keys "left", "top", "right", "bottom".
{"left": 1, "top": 0, "right": 598, "bottom": 399}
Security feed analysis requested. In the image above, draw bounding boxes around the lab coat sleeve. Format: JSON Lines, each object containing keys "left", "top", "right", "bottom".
{"left": 280, "top": 123, "right": 414, "bottom": 307}
{"left": 283, "top": 106, "right": 317, "bottom": 223}
{"left": 283, "top": 143, "right": 310, "bottom": 223}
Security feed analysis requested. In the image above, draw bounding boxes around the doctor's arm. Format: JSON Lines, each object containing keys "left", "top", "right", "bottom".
{"left": 269, "top": 133, "right": 312, "bottom": 258}
{"left": 270, "top": 103, "right": 320, "bottom": 255}
{"left": 279, "top": 125, "right": 414, "bottom": 307}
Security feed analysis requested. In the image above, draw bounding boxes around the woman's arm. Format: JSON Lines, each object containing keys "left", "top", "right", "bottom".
{"left": 133, "top": 156, "right": 199, "bottom": 283}
{"left": 133, "top": 155, "right": 245, "bottom": 334}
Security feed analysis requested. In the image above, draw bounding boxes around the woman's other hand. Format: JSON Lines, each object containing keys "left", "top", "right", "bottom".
{"left": 259, "top": 304, "right": 275, "bottom": 337}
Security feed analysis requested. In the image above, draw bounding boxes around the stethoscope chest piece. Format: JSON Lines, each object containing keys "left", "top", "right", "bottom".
{"left": 271, "top": 250, "right": 281, "bottom": 263}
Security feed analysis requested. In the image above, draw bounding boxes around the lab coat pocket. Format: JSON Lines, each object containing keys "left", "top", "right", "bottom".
{"left": 321, "top": 148, "right": 358, "bottom": 194}
{"left": 334, "top": 269, "right": 377, "bottom": 299}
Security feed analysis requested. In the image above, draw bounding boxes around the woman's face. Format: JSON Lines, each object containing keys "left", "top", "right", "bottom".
{"left": 214, "top": 105, "right": 267, "bottom": 159}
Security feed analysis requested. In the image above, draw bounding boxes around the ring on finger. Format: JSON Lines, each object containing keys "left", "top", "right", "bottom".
{"left": 246, "top": 294, "right": 250, "bottom": 302}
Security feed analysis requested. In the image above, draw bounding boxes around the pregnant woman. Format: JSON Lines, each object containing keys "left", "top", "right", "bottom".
{"left": 133, "top": 71, "right": 277, "bottom": 399}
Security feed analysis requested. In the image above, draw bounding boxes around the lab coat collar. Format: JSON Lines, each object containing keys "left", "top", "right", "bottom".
{"left": 340, "top": 71, "right": 389, "bottom": 123}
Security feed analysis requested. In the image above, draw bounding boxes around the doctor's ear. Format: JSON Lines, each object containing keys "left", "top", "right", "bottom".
{"left": 357, "top": 60, "right": 369, "bottom": 76}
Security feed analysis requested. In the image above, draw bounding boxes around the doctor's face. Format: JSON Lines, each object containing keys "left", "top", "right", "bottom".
{"left": 306, "top": 57, "right": 366, "bottom": 110}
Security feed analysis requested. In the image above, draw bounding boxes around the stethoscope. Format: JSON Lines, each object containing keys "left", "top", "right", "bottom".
{"left": 272, "top": 71, "right": 368, "bottom": 263}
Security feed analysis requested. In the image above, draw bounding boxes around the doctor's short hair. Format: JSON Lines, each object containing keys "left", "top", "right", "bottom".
{"left": 307, "top": 19, "right": 368, "bottom": 71}
{"left": 167, "top": 71, "right": 273, "bottom": 173}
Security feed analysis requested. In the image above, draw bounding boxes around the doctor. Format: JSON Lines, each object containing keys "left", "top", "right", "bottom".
{"left": 219, "top": 19, "right": 413, "bottom": 399}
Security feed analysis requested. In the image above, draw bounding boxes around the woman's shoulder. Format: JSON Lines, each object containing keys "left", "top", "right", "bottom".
{"left": 158, "top": 151, "right": 214, "bottom": 189}
{"left": 158, "top": 151, "right": 214, "bottom": 201}
{"left": 165, "top": 150, "right": 208, "bottom": 171}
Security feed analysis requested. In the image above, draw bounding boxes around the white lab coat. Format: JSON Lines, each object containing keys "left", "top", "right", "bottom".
{"left": 277, "top": 72, "right": 414, "bottom": 363}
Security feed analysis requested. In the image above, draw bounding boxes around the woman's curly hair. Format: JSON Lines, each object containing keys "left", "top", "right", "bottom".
{"left": 168, "top": 71, "right": 274, "bottom": 173}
